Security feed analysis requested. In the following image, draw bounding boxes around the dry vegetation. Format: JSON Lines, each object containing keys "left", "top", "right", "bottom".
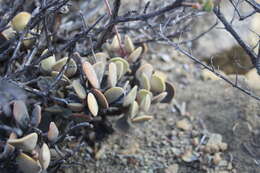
{"left": 0, "top": 0, "right": 259, "bottom": 173}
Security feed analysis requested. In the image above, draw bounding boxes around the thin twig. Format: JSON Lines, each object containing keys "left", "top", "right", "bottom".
{"left": 159, "top": 27, "right": 260, "bottom": 101}
{"left": 213, "top": 6, "right": 258, "bottom": 73}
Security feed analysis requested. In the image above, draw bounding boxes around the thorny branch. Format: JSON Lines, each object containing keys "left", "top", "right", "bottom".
{"left": 223, "top": 0, "right": 260, "bottom": 73}
{"left": 0, "top": 0, "right": 259, "bottom": 110}
{"left": 213, "top": 6, "right": 259, "bottom": 72}
{"left": 1, "top": 0, "right": 260, "bottom": 171}
{"left": 159, "top": 30, "right": 260, "bottom": 101}
{"left": 245, "top": 0, "right": 260, "bottom": 12}
{"left": 115, "top": 0, "right": 183, "bottom": 23}
{"left": 0, "top": 0, "right": 259, "bottom": 129}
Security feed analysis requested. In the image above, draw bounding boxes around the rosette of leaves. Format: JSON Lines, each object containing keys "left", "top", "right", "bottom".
{"left": 37, "top": 34, "right": 175, "bottom": 138}
{"left": 0, "top": 34, "right": 175, "bottom": 172}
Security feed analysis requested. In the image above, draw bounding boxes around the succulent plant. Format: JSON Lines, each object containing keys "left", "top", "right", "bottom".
{"left": 54, "top": 34, "right": 176, "bottom": 127}
{"left": 0, "top": 35, "right": 175, "bottom": 172}
{"left": 0, "top": 99, "right": 53, "bottom": 172}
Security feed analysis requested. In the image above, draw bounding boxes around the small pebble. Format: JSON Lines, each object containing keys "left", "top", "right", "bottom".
{"left": 227, "top": 162, "right": 233, "bottom": 170}
{"left": 212, "top": 153, "right": 222, "bottom": 165}
{"left": 176, "top": 119, "right": 192, "bottom": 131}
{"left": 209, "top": 144, "right": 220, "bottom": 153}
{"left": 202, "top": 145, "right": 211, "bottom": 153}
{"left": 165, "top": 164, "right": 179, "bottom": 173}
{"left": 206, "top": 133, "right": 223, "bottom": 153}
{"left": 181, "top": 148, "right": 197, "bottom": 162}
{"left": 171, "top": 148, "right": 182, "bottom": 156}
{"left": 95, "top": 145, "right": 106, "bottom": 160}
{"left": 219, "top": 142, "right": 228, "bottom": 151}
{"left": 192, "top": 137, "right": 199, "bottom": 146}
{"left": 218, "top": 171, "right": 230, "bottom": 173}
{"left": 191, "top": 130, "right": 200, "bottom": 137}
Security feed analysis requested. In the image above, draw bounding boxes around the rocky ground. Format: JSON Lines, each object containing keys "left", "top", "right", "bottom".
{"left": 60, "top": 44, "right": 260, "bottom": 173}
{"left": 1, "top": 0, "right": 259, "bottom": 173}
{"left": 59, "top": 3, "right": 260, "bottom": 171}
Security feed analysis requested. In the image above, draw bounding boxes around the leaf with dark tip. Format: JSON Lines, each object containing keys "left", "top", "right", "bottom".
{"left": 92, "top": 89, "right": 109, "bottom": 109}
